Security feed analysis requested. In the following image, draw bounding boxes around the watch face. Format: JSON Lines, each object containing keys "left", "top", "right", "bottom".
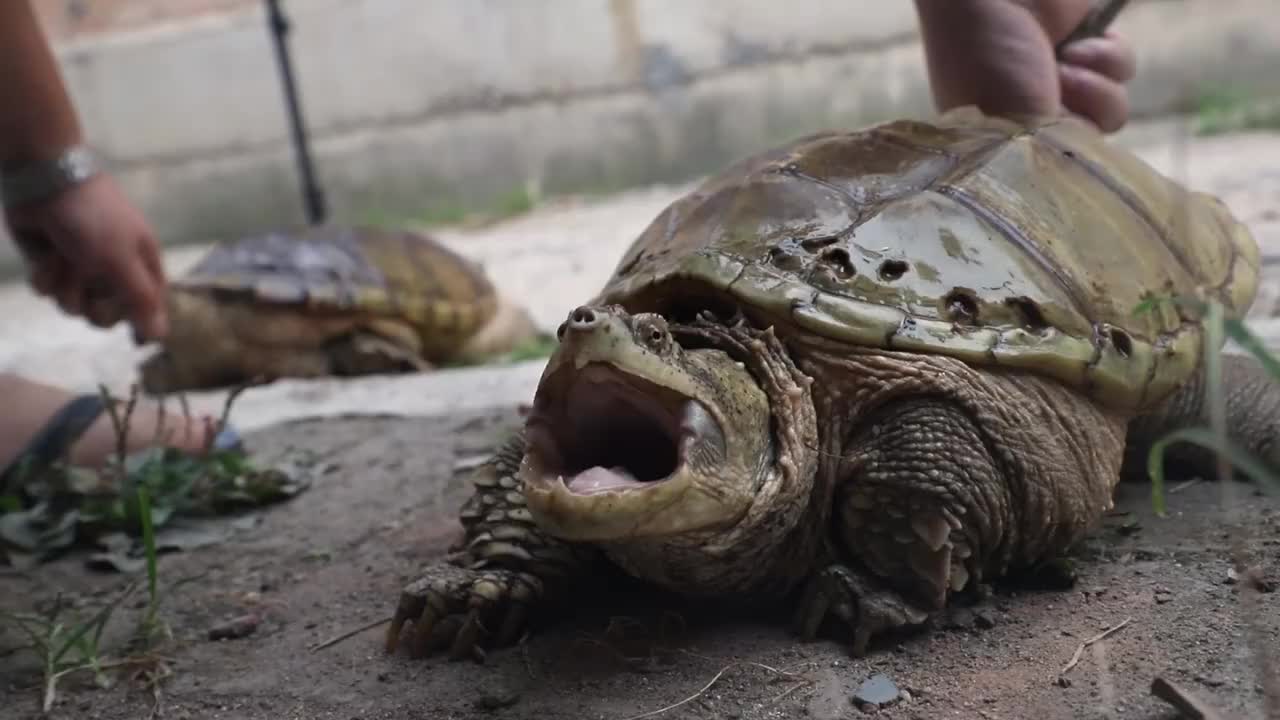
{"left": 60, "top": 147, "right": 97, "bottom": 183}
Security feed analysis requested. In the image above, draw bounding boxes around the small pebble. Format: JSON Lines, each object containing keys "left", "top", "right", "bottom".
{"left": 207, "top": 613, "right": 261, "bottom": 641}
{"left": 974, "top": 609, "right": 998, "bottom": 629}
{"left": 853, "top": 673, "right": 900, "bottom": 709}
{"left": 1155, "top": 592, "right": 1173, "bottom": 604}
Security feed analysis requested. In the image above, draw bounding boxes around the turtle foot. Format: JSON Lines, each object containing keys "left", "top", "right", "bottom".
{"left": 385, "top": 561, "right": 544, "bottom": 662}
{"left": 792, "top": 563, "right": 930, "bottom": 657}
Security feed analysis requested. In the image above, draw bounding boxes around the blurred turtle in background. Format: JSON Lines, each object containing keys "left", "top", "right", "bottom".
{"left": 138, "top": 225, "right": 542, "bottom": 393}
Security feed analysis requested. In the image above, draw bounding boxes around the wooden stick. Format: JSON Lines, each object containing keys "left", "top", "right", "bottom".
{"left": 1150, "top": 677, "right": 1229, "bottom": 720}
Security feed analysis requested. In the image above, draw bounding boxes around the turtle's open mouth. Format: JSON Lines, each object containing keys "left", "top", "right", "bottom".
{"left": 523, "top": 363, "right": 725, "bottom": 496}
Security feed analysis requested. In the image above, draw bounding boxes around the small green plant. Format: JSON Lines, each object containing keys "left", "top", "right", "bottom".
{"left": 0, "top": 585, "right": 136, "bottom": 713}
{"left": 1193, "top": 87, "right": 1280, "bottom": 136}
{"left": 0, "top": 382, "right": 307, "bottom": 714}
{"left": 0, "top": 384, "right": 309, "bottom": 568}
{"left": 442, "top": 331, "right": 559, "bottom": 369}
{"left": 1137, "top": 295, "right": 1280, "bottom": 515}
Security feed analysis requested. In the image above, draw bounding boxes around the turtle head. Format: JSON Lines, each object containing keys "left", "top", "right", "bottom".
{"left": 519, "top": 304, "right": 775, "bottom": 543}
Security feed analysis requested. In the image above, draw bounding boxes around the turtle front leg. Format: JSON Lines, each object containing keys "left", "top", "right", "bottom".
{"left": 793, "top": 563, "right": 929, "bottom": 656}
{"left": 796, "top": 376, "right": 1128, "bottom": 656}
{"left": 386, "top": 429, "right": 597, "bottom": 661}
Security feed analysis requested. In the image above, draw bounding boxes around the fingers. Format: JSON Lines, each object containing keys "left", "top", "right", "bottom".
{"left": 1057, "top": 30, "right": 1134, "bottom": 133}
{"left": 84, "top": 280, "right": 126, "bottom": 328}
{"left": 51, "top": 272, "right": 88, "bottom": 318}
{"left": 138, "top": 233, "right": 170, "bottom": 340}
{"left": 1058, "top": 31, "right": 1136, "bottom": 83}
{"left": 102, "top": 232, "right": 168, "bottom": 342}
{"left": 1059, "top": 62, "right": 1131, "bottom": 133}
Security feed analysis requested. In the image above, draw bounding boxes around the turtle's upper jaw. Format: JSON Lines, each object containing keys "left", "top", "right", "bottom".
{"left": 519, "top": 305, "right": 772, "bottom": 542}
{"left": 524, "top": 364, "right": 724, "bottom": 495}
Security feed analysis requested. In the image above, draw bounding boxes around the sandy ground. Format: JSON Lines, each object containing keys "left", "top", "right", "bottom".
{"left": 2, "top": 409, "right": 1277, "bottom": 720}
{"left": 2, "top": 122, "right": 1280, "bottom": 719}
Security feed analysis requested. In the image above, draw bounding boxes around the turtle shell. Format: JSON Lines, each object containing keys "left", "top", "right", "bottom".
{"left": 594, "top": 107, "right": 1260, "bottom": 412}
{"left": 176, "top": 224, "right": 498, "bottom": 342}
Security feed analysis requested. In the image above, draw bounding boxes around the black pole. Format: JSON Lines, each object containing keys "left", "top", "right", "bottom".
{"left": 265, "top": 0, "right": 326, "bottom": 225}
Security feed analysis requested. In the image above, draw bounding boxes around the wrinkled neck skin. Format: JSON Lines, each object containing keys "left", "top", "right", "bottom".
{"left": 600, "top": 319, "right": 825, "bottom": 598}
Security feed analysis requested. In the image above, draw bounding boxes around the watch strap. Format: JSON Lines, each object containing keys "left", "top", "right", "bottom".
{"left": 0, "top": 145, "right": 101, "bottom": 209}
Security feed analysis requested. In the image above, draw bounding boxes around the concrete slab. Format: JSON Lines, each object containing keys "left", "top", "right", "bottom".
{"left": 6, "top": 0, "right": 1278, "bottom": 266}
{"left": 1, "top": 125, "right": 1278, "bottom": 433}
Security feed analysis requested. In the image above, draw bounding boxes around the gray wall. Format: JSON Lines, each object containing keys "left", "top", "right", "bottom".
{"left": 3, "top": 0, "right": 1278, "bottom": 271}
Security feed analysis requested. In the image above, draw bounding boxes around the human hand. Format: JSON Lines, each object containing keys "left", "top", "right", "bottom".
{"left": 915, "top": 0, "right": 1137, "bottom": 132}
{"left": 1056, "top": 28, "right": 1136, "bottom": 132}
{"left": 5, "top": 173, "right": 169, "bottom": 341}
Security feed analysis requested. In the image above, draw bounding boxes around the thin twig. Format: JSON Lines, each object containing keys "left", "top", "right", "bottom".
{"left": 217, "top": 382, "right": 254, "bottom": 435}
{"left": 1169, "top": 478, "right": 1202, "bottom": 494}
{"left": 771, "top": 681, "right": 810, "bottom": 704}
{"left": 621, "top": 653, "right": 809, "bottom": 720}
{"left": 177, "top": 393, "right": 191, "bottom": 430}
{"left": 97, "top": 383, "right": 138, "bottom": 474}
{"left": 152, "top": 394, "right": 168, "bottom": 451}
{"left": 1059, "top": 616, "right": 1132, "bottom": 678}
{"left": 619, "top": 662, "right": 745, "bottom": 720}
{"left": 309, "top": 616, "right": 392, "bottom": 652}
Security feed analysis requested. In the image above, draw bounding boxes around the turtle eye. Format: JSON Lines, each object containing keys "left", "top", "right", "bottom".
{"left": 633, "top": 315, "right": 672, "bottom": 354}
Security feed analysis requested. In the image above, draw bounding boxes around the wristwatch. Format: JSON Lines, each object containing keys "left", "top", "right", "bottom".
{"left": 0, "top": 144, "right": 101, "bottom": 209}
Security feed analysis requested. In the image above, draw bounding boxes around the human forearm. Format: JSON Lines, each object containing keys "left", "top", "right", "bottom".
{"left": 0, "top": 1, "right": 83, "bottom": 170}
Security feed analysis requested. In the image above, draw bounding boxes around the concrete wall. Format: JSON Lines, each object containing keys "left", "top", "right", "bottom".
{"left": 3, "top": 0, "right": 1279, "bottom": 272}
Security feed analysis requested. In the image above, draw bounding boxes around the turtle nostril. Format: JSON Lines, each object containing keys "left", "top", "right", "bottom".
{"left": 567, "top": 306, "right": 600, "bottom": 331}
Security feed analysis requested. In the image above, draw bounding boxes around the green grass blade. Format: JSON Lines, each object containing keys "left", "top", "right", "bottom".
{"left": 1147, "top": 427, "right": 1280, "bottom": 509}
{"left": 1221, "top": 315, "right": 1280, "bottom": 382}
{"left": 137, "top": 483, "right": 160, "bottom": 631}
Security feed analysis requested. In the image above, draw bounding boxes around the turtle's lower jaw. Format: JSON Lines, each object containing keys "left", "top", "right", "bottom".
{"left": 520, "top": 364, "right": 736, "bottom": 541}
{"left": 518, "top": 305, "right": 772, "bottom": 542}
{"left": 524, "top": 394, "right": 716, "bottom": 497}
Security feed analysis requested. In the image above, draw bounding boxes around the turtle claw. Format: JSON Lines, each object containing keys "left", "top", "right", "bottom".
{"left": 792, "top": 564, "right": 930, "bottom": 657}
{"left": 385, "top": 562, "right": 543, "bottom": 662}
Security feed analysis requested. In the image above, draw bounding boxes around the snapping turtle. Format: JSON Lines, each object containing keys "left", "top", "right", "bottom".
{"left": 138, "top": 224, "right": 540, "bottom": 393}
{"left": 385, "top": 107, "right": 1274, "bottom": 661}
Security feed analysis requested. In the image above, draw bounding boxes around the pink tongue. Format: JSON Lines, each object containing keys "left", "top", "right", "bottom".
{"left": 566, "top": 466, "right": 643, "bottom": 495}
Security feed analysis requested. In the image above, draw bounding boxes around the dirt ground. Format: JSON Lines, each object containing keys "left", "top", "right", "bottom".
{"left": 2, "top": 403, "right": 1277, "bottom": 720}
